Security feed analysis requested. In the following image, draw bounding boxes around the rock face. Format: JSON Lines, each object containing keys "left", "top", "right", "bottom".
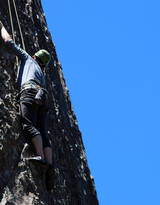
{"left": 0, "top": 0, "right": 99, "bottom": 204}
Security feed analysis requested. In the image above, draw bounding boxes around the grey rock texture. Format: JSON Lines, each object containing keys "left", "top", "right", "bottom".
{"left": 0, "top": 0, "right": 99, "bottom": 204}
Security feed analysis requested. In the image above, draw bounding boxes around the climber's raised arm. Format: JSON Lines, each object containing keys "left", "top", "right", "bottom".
{"left": 0, "top": 20, "right": 28, "bottom": 60}
{"left": 0, "top": 20, "right": 11, "bottom": 42}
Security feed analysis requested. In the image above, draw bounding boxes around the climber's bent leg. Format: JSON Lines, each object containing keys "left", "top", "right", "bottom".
{"left": 20, "top": 100, "right": 45, "bottom": 159}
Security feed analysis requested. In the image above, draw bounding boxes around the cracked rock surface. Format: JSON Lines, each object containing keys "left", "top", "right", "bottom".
{"left": 0, "top": 0, "right": 98, "bottom": 204}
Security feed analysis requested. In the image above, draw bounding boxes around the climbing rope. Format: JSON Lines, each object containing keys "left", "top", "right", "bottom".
{"left": 8, "top": 0, "right": 16, "bottom": 43}
{"left": 8, "top": 0, "right": 18, "bottom": 67}
{"left": 12, "top": 0, "right": 26, "bottom": 51}
{"left": 8, "top": 0, "right": 26, "bottom": 51}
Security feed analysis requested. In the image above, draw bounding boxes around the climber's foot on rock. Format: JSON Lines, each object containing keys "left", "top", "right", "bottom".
{"left": 27, "top": 156, "right": 47, "bottom": 168}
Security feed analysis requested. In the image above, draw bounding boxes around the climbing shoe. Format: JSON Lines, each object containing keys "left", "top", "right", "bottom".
{"left": 45, "top": 165, "right": 54, "bottom": 191}
{"left": 27, "top": 156, "right": 47, "bottom": 168}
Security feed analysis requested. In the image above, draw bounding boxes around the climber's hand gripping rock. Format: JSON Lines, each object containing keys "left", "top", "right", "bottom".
{"left": 0, "top": 20, "right": 11, "bottom": 42}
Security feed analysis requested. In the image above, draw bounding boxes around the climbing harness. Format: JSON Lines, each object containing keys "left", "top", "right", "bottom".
{"left": 8, "top": 0, "right": 26, "bottom": 51}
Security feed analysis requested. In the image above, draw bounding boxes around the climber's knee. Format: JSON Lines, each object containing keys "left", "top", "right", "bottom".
{"left": 22, "top": 123, "right": 41, "bottom": 142}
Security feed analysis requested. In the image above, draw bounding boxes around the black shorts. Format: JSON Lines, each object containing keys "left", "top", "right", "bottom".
{"left": 20, "top": 89, "right": 51, "bottom": 148}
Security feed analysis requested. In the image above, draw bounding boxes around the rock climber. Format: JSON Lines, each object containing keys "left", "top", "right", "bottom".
{"left": 0, "top": 20, "right": 54, "bottom": 191}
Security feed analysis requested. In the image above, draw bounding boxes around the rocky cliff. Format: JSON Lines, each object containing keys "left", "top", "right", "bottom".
{"left": 0, "top": 0, "right": 99, "bottom": 204}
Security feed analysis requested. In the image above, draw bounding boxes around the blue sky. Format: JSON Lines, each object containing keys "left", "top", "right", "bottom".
{"left": 42, "top": 0, "right": 160, "bottom": 204}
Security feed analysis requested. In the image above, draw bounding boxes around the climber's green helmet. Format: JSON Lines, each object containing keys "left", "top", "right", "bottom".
{"left": 34, "top": 49, "right": 51, "bottom": 67}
